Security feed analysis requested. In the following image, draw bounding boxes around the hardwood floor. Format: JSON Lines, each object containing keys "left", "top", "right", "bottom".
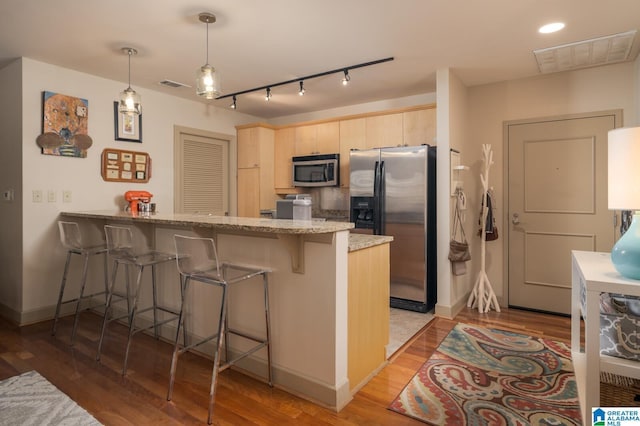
{"left": 0, "top": 307, "right": 571, "bottom": 425}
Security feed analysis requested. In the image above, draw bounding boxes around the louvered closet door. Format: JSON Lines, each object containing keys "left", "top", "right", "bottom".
{"left": 175, "top": 132, "right": 229, "bottom": 215}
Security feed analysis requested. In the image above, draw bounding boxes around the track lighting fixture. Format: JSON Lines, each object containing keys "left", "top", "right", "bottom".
{"left": 342, "top": 70, "right": 350, "bottom": 86}
{"left": 118, "top": 47, "right": 142, "bottom": 115}
{"left": 196, "top": 12, "right": 221, "bottom": 99}
{"left": 230, "top": 95, "right": 237, "bottom": 109}
{"left": 216, "top": 56, "right": 394, "bottom": 109}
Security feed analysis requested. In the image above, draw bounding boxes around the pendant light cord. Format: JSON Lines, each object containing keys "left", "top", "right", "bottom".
{"left": 127, "top": 49, "right": 132, "bottom": 89}
{"left": 205, "top": 22, "right": 209, "bottom": 65}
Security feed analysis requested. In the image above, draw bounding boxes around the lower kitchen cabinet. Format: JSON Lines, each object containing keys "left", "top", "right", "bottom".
{"left": 348, "top": 241, "right": 390, "bottom": 392}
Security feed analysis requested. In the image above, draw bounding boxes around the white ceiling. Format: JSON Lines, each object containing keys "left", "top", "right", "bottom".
{"left": 2, "top": 0, "right": 640, "bottom": 119}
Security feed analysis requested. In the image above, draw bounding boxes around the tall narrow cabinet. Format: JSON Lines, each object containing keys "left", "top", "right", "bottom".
{"left": 236, "top": 124, "right": 276, "bottom": 217}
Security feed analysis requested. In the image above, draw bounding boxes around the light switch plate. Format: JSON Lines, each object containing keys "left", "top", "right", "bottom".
{"left": 48, "top": 190, "right": 56, "bottom": 202}
{"left": 63, "top": 190, "right": 72, "bottom": 203}
{"left": 32, "top": 190, "right": 43, "bottom": 203}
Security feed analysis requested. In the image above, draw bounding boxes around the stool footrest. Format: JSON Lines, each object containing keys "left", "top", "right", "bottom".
{"left": 130, "top": 316, "right": 180, "bottom": 336}
{"left": 219, "top": 342, "right": 268, "bottom": 373}
{"left": 60, "top": 290, "right": 108, "bottom": 306}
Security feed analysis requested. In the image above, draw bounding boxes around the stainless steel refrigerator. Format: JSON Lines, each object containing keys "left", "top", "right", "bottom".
{"left": 349, "top": 145, "right": 436, "bottom": 312}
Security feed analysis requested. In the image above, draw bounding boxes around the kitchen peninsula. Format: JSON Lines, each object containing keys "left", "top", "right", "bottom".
{"left": 60, "top": 210, "right": 392, "bottom": 411}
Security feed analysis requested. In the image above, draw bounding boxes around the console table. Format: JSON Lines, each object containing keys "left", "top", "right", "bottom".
{"left": 571, "top": 251, "right": 640, "bottom": 421}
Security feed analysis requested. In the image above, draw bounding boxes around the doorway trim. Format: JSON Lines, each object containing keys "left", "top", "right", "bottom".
{"left": 501, "top": 109, "right": 623, "bottom": 308}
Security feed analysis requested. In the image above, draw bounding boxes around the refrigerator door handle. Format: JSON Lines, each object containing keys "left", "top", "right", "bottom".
{"left": 378, "top": 160, "right": 385, "bottom": 235}
{"left": 373, "top": 161, "right": 381, "bottom": 235}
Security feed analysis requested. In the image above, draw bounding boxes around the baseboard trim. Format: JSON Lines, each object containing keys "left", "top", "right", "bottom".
{"left": 3, "top": 298, "right": 353, "bottom": 410}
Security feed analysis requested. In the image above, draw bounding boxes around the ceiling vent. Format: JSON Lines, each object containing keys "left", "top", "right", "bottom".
{"left": 533, "top": 30, "right": 637, "bottom": 74}
{"left": 158, "top": 79, "right": 191, "bottom": 88}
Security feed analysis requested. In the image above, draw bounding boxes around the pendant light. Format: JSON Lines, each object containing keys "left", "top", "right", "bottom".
{"left": 118, "top": 47, "right": 142, "bottom": 115}
{"left": 196, "top": 12, "right": 220, "bottom": 99}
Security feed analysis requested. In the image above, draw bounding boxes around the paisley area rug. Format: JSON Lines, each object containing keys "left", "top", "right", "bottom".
{"left": 0, "top": 370, "right": 101, "bottom": 426}
{"left": 389, "top": 323, "right": 580, "bottom": 425}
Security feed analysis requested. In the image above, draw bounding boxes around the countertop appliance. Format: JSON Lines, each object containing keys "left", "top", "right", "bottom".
{"left": 350, "top": 145, "right": 436, "bottom": 312}
{"left": 124, "top": 190, "right": 153, "bottom": 215}
{"left": 292, "top": 153, "right": 339, "bottom": 187}
{"left": 276, "top": 194, "right": 312, "bottom": 219}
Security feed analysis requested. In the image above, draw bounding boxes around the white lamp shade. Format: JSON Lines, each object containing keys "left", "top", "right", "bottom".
{"left": 608, "top": 126, "right": 640, "bottom": 210}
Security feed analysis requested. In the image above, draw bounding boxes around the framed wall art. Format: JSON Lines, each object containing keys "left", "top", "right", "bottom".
{"left": 113, "top": 101, "right": 142, "bottom": 142}
{"left": 37, "top": 91, "right": 92, "bottom": 158}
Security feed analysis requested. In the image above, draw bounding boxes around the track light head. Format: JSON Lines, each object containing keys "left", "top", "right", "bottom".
{"left": 298, "top": 81, "right": 305, "bottom": 96}
{"left": 265, "top": 87, "right": 272, "bottom": 101}
{"left": 230, "top": 95, "right": 237, "bottom": 109}
{"left": 342, "top": 69, "right": 350, "bottom": 86}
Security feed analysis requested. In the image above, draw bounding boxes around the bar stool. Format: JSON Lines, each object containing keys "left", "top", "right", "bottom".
{"left": 52, "top": 221, "right": 109, "bottom": 344}
{"left": 97, "top": 224, "right": 180, "bottom": 375}
{"left": 167, "top": 234, "right": 273, "bottom": 424}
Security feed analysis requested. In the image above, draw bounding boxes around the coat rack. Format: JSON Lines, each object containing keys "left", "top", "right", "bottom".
{"left": 467, "top": 144, "right": 500, "bottom": 313}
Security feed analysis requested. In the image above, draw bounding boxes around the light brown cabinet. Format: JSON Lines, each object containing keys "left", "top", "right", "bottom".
{"left": 339, "top": 118, "right": 366, "bottom": 188}
{"left": 403, "top": 107, "right": 437, "bottom": 146}
{"left": 236, "top": 124, "right": 276, "bottom": 217}
{"left": 294, "top": 122, "right": 340, "bottom": 156}
{"left": 274, "top": 127, "right": 297, "bottom": 192}
{"left": 365, "top": 113, "right": 403, "bottom": 149}
{"left": 348, "top": 242, "right": 390, "bottom": 391}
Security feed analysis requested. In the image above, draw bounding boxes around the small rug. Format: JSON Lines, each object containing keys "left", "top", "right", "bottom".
{"left": 0, "top": 370, "right": 101, "bottom": 426}
{"left": 389, "top": 323, "right": 580, "bottom": 425}
{"left": 387, "top": 308, "right": 434, "bottom": 358}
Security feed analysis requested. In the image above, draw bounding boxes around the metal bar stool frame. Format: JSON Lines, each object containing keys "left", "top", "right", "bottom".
{"left": 97, "top": 224, "right": 182, "bottom": 375}
{"left": 167, "top": 234, "right": 273, "bottom": 425}
{"left": 53, "top": 221, "right": 111, "bottom": 345}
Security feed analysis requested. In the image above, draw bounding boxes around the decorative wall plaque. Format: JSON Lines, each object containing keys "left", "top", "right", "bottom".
{"left": 37, "top": 91, "right": 92, "bottom": 158}
{"left": 101, "top": 148, "right": 151, "bottom": 183}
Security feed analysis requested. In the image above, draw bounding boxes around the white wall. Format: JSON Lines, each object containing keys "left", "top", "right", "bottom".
{"left": 0, "top": 59, "right": 23, "bottom": 318}
{"left": 466, "top": 61, "right": 637, "bottom": 307}
{"left": 434, "top": 68, "right": 473, "bottom": 318}
{"left": 13, "top": 57, "right": 263, "bottom": 323}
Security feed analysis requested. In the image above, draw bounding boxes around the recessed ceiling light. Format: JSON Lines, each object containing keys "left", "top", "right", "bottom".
{"left": 539, "top": 22, "right": 565, "bottom": 34}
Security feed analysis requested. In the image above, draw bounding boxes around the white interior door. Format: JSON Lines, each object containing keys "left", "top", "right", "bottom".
{"left": 507, "top": 112, "right": 620, "bottom": 314}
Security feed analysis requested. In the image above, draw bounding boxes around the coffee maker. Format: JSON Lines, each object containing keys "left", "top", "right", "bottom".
{"left": 124, "top": 190, "right": 153, "bottom": 215}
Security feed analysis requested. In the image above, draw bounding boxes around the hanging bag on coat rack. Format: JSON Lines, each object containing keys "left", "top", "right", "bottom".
{"left": 449, "top": 190, "right": 471, "bottom": 275}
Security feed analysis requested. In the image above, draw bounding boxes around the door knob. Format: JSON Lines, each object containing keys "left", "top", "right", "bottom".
{"left": 512, "top": 213, "right": 520, "bottom": 225}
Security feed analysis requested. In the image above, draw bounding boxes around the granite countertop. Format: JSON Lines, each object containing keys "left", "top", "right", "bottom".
{"left": 348, "top": 233, "right": 393, "bottom": 252}
{"left": 60, "top": 210, "right": 354, "bottom": 235}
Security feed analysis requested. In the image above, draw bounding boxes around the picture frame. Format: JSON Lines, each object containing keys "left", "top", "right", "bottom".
{"left": 113, "top": 101, "right": 142, "bottom": 142}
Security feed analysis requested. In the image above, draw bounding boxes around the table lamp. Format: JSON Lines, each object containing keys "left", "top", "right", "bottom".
{"left": 609, "top": 126, "right": 640, "bottom": 279}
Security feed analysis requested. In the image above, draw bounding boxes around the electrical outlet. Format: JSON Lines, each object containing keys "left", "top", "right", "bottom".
{"left": 2, "top": 189, "right": 13, "bottom": 202}
{"left": 48, "top": 190, "right": 56, "bottom": 202}
{"left": 63, "top": 190, "right": 72, "bottom": 203}
{"left": 32, "top": 190, "right": 43, "bottom": 203}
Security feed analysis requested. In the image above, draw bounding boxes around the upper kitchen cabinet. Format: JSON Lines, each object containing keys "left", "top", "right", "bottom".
{"left": 274, "top": 127, "right": 300, "bottom": 193}
{"left": 294, "top": 122, "right": 340, "bottom": 156}
{"left": 403, "top": 107, "right": 437, "bottom": 146}
{"left": 339, "top": 118, "right": 366, "bottom": 188}
{"left": 236, "top": 124, "right": 276, "bottom": 217}
{"left": 238, "top": 126, "right": 272, "bottom": 168}
{"left": 365, "top": 113, "right": 403, "bottom": 149}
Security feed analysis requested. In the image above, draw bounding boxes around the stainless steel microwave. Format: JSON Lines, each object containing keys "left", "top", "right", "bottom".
{"left": 292, "top": 153, "right": 340, "bottom": 187}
